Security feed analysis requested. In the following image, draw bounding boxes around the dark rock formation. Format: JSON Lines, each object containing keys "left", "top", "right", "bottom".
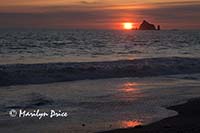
{"left": 157, "top": 25, "right": 161, "bottom": 30}
{"left": 139, "top": 20, "right": 156, "bottom": 30}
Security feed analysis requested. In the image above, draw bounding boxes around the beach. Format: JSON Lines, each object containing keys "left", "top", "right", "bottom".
{"left": 0, "top": 0, "right": 200, "bottom": 132}
{"left": 0, "top": 30, "right": 200, "bottom": 133}
{"left": 1, "top": 72, "right": 200, "bottom": 133}
{"left": 102, "top": 98, "right": 200, "bottom": 133}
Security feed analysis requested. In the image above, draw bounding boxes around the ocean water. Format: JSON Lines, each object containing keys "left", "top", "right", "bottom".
{"left": 0, "top": 29, "right": 200, "bottom": 133}
{"left": 0, "top": 30, "right": 199, "bottom": 64}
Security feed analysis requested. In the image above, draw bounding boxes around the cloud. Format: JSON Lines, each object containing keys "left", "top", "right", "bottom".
{"left": 0, "top": 1, "right": 199, "bottom": 29}
{"left": 79, "top": 0, "right": 99, "bottom": 5}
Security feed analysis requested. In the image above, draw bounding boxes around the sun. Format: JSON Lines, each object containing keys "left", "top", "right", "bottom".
{"left": 123, "top": 22, "right": 133, "bottom": 30}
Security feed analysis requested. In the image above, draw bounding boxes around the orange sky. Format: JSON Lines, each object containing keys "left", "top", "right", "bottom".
{"left": 0, "top": 0, "right": 199, "bottom": 29}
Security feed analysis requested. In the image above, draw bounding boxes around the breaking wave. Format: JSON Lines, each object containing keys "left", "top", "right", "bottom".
{"left": 0, "top": 57, "right": 200, "bottom": 86}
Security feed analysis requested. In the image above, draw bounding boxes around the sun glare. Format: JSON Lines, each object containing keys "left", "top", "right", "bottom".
{"left": 123, "top": 22, "right": 133, "bottom": 30}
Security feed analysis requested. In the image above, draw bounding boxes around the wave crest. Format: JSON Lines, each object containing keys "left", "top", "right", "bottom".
{"left": 1, "top": 57, "right": 200, "bottom": 86}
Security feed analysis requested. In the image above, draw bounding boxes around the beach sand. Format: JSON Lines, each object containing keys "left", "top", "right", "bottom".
{"left": 101, "top": 98, "right": 200, "bottom": 133}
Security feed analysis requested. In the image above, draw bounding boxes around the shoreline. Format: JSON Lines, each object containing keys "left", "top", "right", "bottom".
{"left": 101, "top": 98, "right": 200, "bottom": 133}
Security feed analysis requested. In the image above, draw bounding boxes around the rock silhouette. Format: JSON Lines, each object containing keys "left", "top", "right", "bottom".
{"left": 157, "top": 25, "right": 160, "bottom": 30}
{"left": 139, "top": 20, "right": 157, "bottom": 30}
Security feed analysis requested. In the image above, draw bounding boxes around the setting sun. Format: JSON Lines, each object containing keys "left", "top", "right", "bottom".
{"left": 123, "top": 22, "right": 134, "bottom": 30}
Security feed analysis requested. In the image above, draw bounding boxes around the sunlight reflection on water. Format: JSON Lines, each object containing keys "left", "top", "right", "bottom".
{"left": 120, "top": 120, "right": 143, "bottom": 128}
{"left": 120, "top": 82, "right": 139, "bottom": 92}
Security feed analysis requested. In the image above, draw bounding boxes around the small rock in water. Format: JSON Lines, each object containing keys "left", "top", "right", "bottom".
{"left": 82, "top": 124, "right": 86, "bottom": 127}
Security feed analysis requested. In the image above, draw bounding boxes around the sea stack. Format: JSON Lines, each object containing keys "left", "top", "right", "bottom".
{"left": 157, "top": 25, "right": 160, "bottom": 30}
{"left": 139, "top": 20, "right": 157, "bottom": 30}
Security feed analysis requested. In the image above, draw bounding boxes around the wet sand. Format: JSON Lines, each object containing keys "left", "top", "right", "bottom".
{"left": 101, "top": 98, "right": 200, "bottom": 133}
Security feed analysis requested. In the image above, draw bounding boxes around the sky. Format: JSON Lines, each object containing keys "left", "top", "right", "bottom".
{"left": 0, "top": 0, "right": 199, "bottom": 29}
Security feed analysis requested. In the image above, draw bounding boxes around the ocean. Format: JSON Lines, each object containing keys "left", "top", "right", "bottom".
{"left": 0, "top": 29, "right": 200, "bottom": 133}
{"left": 0, "top": 29, "right": 200, "bottom": 64}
